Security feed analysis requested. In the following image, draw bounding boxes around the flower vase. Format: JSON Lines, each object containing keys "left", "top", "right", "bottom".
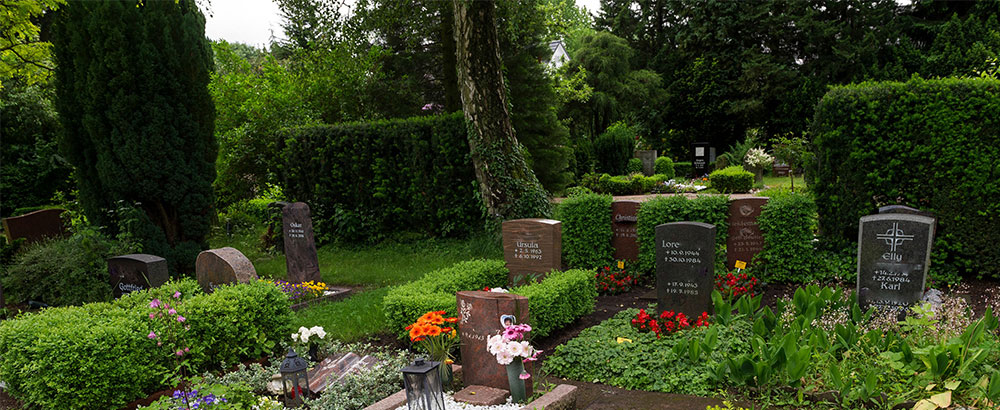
{"left": 439, "top": 361, "right": 454, "bottom": 389}
{"left": 308, "top": 344, "right": 319, "bottom": 362}
{"left": 505, "top": 357, "right": 527, "bottom": 403}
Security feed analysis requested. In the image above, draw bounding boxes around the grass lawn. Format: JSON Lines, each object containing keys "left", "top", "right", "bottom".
{"left": 762, "top": 174, "right": 806, "bottom": 190}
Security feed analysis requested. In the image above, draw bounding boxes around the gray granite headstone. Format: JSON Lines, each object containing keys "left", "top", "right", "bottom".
{"left": 857, "top": 214, "right": 935, "bottom": 310}
{"left": 635, "top": 150, "right": 657, "bottom": 176}
{"left": 282, "top": 202, "right": 322, "bottom": 283}
{"left": 107, "top": 254, "right": 169, "bottom": 298}
{"left": 195, "top": 247, "right": 259, "bottom": 293}
{"left": 655, "top": 222, "right": 716, "bottom": 318}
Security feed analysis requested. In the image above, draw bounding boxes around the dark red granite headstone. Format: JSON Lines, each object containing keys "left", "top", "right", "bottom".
{"left": 502, "top": 219, "right": 561, "bottom": 284}
{"left": 611, "top": 201, "right": 640, "bottom": 262}
{"left": 107, "top": 254, "right": 169, "bottom": 298}
{"left": 281, "top": 202, "right": 322, "bottom": 283}
{"left": 195, "top": 247, "right": 259, "bottom": 292}
{"left": 726, "top": 197, "right": 768, "bottom": 269}
{"left": 457, "top": 291, "right": 532, "bottom": 396}
{"left": 1, "top": 208, "right": 68, "bottom": 245}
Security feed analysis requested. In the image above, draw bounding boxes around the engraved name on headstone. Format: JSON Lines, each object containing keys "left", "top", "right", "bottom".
{"left": 857, "top": 214, "right": 935, "bottom": 310}
{"left": 611, "top": 201, "right": 641, "bottom": 262}
{"left": 655, "top": 222, "right": 716, "bottom": 318}
{"left": 726, "top": 197, "right": 768, "bottom": 269}
{"left": 107, "top": 254, "right": 169, "bottom": 298}
{"left": 282, "top": 202, "right": 322, "bottom": 283}
{"left": 502, "top": 219, "right": 561, "bottom": 284}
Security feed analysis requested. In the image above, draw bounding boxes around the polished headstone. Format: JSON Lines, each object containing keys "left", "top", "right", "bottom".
{"left": 281, "top": 202, "right": 322, "bottom": 283}
{"left": 857, "top": 214, "right": 935, "bottom": 310}
{"left": 456, "top": 291, "right": 532, "bottom": 396}
{"left": 611, "top": 201, "right": 641, "bottom": 262}
{"left": 502, "top": 219, "right": 561, "bottom": 284}
{"left": 726, "top": 197, "right": 768, "bottom": 269}
{"left": 2, "top": 208, "right": 68, "bottom": 245}
{"left": 655, "top": 222, "right": 716, "bottom": 318}
{"left": 107, "top": 254, "right": 169, "bottom": 298}
{"left": 195, "top": 247, "right": 259, "bottom": 292}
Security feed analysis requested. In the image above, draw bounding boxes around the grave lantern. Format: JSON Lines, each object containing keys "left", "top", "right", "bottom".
{"left": 402, "top": 358, "right": 445, "bottom": 410}
{"left": 280, "top": 348, "right": 309, "bottom": 407}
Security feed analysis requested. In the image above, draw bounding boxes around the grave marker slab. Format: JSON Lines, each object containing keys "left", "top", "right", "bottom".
{"left": 635, "top": 150, "right": 657, "bottom": 176}
{"left": 655, "top": 222, "right": 715, "bottom": 318}
{"left": 281, "top": 202, "right": 322, "bottom": 283}
{"left": 195, "top": 247, "right": 258, "bottom": 292}
{"left": 726, "top": 197, "right": 768, "bottom": 269}
{"left": 456, "top": 291, "right": 532, "bottom": 396}
{"left": 611, "top": 201, "right": 641, "bottom": 262}
{"left": 2, "top": 208, "right": 68, "bottom": 245}
{"left": 879, "top": 205, "right": 935, "bottom": 219}
{"left": 692, "top": 142, "right": 711, "bottom": 177}
{"left": 107, "top": 254, "right": 169, "bottom": 298}
{"left": 857, "top": 214, "right": 935, "bottom": 310}
{"left": 502, "top": 219, "right": 561, "bottom": 284}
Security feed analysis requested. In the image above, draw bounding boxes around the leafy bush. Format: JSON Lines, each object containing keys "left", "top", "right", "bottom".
{"left": 593, "top": 121, "right": 636, "bottom": 175}
{"left": 708, "top": 166, "right": 754, "bottom": 194}
{"left": 276, "top": 113, "right": 483, "bottom": 244}
{"left": 564, "top": 186, "right": 594, "bottom": 197}
{"left": 673, "top": 161, "right": 693, "bottom": 178}
{"left": 1, "top": 230, "right": 137, "bottom": 306}
{"left": 810, "top": 77, "right": 1000, "bottom": 279}
{"left": 636, "top": 196, "right": 729, "bottom": 275}
{"left": 556, "top": 192, "right": 613, "bottom": 269}
{"left": 382, "top": 259, "right": 509, "bottom": 338}
{"left": 755, "top": 192, "right": 823, "bottom": 283}
{"left": 580, "top": 173, "right": 668, "bottom": 195}
{"left": 217, "top": 195, "right": 281, "bottom": 233}
{"left": 654, "top": 156, "right": 675, "bottom": 179}
{"left": 627, "top": 158, "right": 643, "bottom": 174}
{"left": 512, "top": 269, "right": 597, "bottom": 339}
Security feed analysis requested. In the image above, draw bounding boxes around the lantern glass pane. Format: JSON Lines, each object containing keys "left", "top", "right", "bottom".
{"left": 404, "top": 372, "right": 423, "bottom": 410}
{"left": 298, "top": 374, "right": 309, "bottom": 390}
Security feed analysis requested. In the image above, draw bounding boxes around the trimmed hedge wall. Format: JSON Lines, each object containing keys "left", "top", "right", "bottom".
{"left": 512, "top": 269, "right": 597, "bottom": 338}
{"left": 636, "top": 196, "right": 730, "bottom": 275}
{"left": 810, "top": 77, "right": 1000, "bottom": 279}
{"left": 556, "top": 192, "right": 614, "bottom": 269}
{"left": 0, "top": 280, "right": 290, "bottom": 410}
{"left": 709, "top": 166, "right": 754, "bottom": 194}
{"left": 274, "top": 113, "right": 483, "bottom": 244}
{"left": 580, "top": 173, "right": 669, "bottom": 195}
{"left": 756, "top": 192, "right": 823, "bottom": 283}
{"left": 673, "top": 161, "right": 693, "bottom": 178}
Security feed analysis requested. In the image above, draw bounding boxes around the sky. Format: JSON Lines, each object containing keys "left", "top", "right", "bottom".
{"left": 204, "top": 0, "right": 603, "bottom": 48}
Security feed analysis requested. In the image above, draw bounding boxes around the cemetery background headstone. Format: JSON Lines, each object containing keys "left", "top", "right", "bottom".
{"left": 691, "top": 142, "right": 711, "bottom": 177}
{"left": 1, "top": 208, "right": 68, "bottom": 245}
{"left": 726, "top": 197, "right": 768, "bottom": 269}
{"left": 107, "top": 254, "right": 169, "bottom": 298}
{"left": 611, "top": 201, "right": 641, "bottom": 262}
{"left": 281, "top": 202, "right": 322, "bottom": 283}
{"left": 879, "top": 205, "right": 935, "bottom": 219}
{"left": 502, "top": 219, "right": 561, "bottom": 284}
{"left": 857, "top": 214, "right": 935, "bottom": 310}
{"left": 655, "top": 222, "right": 716, "bottom": 318}
{"left": 634, "top": 150, "right": 657, "bottom": 176}
{"left": 195, "top": 247, "right": 259, "bottom": 292}
{"left": 456, "top": 291, "right": 532, "bottom": 396}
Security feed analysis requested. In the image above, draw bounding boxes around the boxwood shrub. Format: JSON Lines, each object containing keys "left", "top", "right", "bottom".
{"left": 580, "top": 173, "right": 669, "bottom": 195}
{"left": 673, "top": 161, "right": 693, "bottom": 178}
{"left": 627, "top": 158, "right": 643, "bottom": 174}
{"left": 556, "top": 192, "right": 613, "bottom": 269}
{"left": 636, "top": 196, "right": 729, "bottom": 275}
{"left": 512, "top": 269, "right": 596, "bottom": 339}
{"left": 810, "top": 77, "right": 1000, "bottom": 279}
{"left": 708, "top": 166, "right": 754, "bottom": 194}
{"left": 0, "top": 279, "right": 291, "bottom": 410}
{"left": 654, "top": 157, "right": 675, "bottom": 179}
{"left": 755, "top": 192, "right": 823, "bottom": 283}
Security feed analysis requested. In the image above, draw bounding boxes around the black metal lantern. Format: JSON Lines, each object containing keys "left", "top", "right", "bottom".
{"left": 280, "top": 348, "right": 310, "bottom": 407}
{"left": 402, "top": 358, "right": 445, "bottom": 410}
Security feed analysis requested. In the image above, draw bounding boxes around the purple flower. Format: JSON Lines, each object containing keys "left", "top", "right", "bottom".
{"left": 176, "top": 350, "right": 184, "bottom": 356}
{"left": 168, "top": 308, "right": 177, "bottom": 315}
{"left": 148, "top": 331, "right": 157, "bottom": 339}
{"left": 177, "top": 315, "right": 186, "bottom": 323}
{"left": 173, "top": 291, "right": 181, "bottom": 299}
{"left": 149, "top": 313, "right": 155, "bottom": 319}
{"left": 149, "top": 299, "right": 160, "bottom": 309}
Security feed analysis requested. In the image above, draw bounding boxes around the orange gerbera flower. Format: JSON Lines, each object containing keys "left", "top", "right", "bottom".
{"left": 425, "top": 325, "right": 442, "bottom": 337}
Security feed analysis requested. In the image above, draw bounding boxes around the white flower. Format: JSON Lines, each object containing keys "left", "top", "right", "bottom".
{"left": 489, "top": 287, "right": 509, "bottom": 293}
{"left": 744, "top": 147, "right": 773, "bottom": 168}
{"left": 496, "top": 350, "right": 514, "bottom": 365}
{"left": 290, "top": 333, "right": 299, "bottom": 343}
{"left": 310, "top": 326, "right": 326, "bottom": 339}
{"left": 297, "top": 326, "right": 312, "bottom": 340}
{"left": 518, "top": 341, "right": 533, "bottom": 357}
{"left": 508, "top": 340, "right": 525, "bottom": 357}
{"left": 487, "top": 334, "right": 504, "bottom": 354}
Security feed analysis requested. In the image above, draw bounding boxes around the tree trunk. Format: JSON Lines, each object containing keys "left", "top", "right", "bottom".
{"left": 452, "top": 0, "right": 549, "bottom": 221}
{"left": 439, "top": 0, "right": 461, "bottom": 113}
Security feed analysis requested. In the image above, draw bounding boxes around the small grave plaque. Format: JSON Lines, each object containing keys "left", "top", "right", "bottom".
{"left": 281, "top": 202, "right": 321, "bottom": 283}
{"left": 2, "top": 208, "right": 68, "bottom": 245}
{"left": 107, "top": 254, "right": 169, "bottom": 298}
{"left": 635, "top": 150, "right": 657, "bottom": 176}
{"left": 611, "top": 201, "right": 641, "bottom": 262}
{"left": 195, "top": 247, "right": 259, "bottom": 292}
{"left": 502, "top": 219, "right": 561, "bottom": 284}
{"left": 857, "top": 214, "right": 935, "bottom": 310}
{"left": 726, "top": 197, "right": 768, "bottom": 269}
{"left": 456, "top": 291, "right": 532, "bottom": 396}
{"left": 655, "top": 222, "right": 715, "bottom": 318}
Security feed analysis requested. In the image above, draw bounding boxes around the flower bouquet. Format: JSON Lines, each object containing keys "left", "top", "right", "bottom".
{"left": 291, "top": 325, "right": 326, "bottom": 361}
{"left": 715, "top": 270, "right": 758, "bottom": 302}
{"left": 405, "top": 310, "right": 459, "bottom": 385}
{"left": 486, "top": 324, "right": 539, "bottom": 403}
{"left": 595, "top": 264, "right": 637, "bottom": 295}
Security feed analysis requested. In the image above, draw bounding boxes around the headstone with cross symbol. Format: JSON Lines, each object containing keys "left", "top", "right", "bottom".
{"left": 857, "top": 213, "right": 935, "bottom": 310}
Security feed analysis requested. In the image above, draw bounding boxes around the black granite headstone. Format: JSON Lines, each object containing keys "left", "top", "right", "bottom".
{"left": 282, "top": 202, "right": 322, "bottom": 283}
{"left": 107, "top": 254, "right": 169, "bottom": 298}
{"left": 857, "top": 214, "right": 935, "bottom": 310}
{"left": 655, "top": 222, "right": 716, "bottom": 318}
{"left": 692, "top": 142, "right": 711, "bottom": 177}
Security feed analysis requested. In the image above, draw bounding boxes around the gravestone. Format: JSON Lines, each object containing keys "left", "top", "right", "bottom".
{"left": 655, "top": 222, "right": 716, "bottom": 318}
{"left": 107, "top": 254, "right": 169, "bottom": 298}
{"left": 2, "top": 208, "right": 68, "bottom": 245}
{"left": 456, "top": 291, "right": 532, "bottom": 396}
{"left": 692, "top": 142, "right": 711, "bottom": 177}
{"left": 857, "top": 214, "right": 935, "bottom": 310}
{"left": 502, "top": 219, "right": 561, "bottom": 284}
{"left": 634, "top": 150, "right": 657, "bottom": 176}
{"left": 879, "top": 205, "right": 935, "bottom": 219}
{"left": 195, "top": 247, "right": 259, "bottom": 292}
{"left": 611, "top": 201, "right": 641, "bottom": 262}
{"left": 281, "top": 202, "right": 322, "bottom": 283}
{"left": 726, "top": 197, "right": 768, "bottom": 269}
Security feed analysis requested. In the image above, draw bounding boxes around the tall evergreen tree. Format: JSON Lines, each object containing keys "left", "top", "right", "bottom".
{"left": 52, "top": 0, "right": 216, "bottom": 272}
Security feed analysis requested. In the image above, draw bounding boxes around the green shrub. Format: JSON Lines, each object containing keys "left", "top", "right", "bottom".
{"left": 593, "top": 122, "right": 635, "bottom": 175}
{"left": 564, "top": 186, "right": 594, "bottom": 197}
{"left": 580, "top": 173, "right": 668, "bottom": 196}
{"left": 673, "top": 161, "right": 693, "bottom": 178}
{"left": 755, "top": 192, "right": 823, "bottom": 283}
{"left": 276, "top": 113, "right": 482, "bottom": 244}
{"left": 654, "top": 157, "right": 675, "bottom": 179}
{"left": 1, "top": 230, "right": 137, "bottom": 306}
{"left": 218, "top": 196, "right": 280, "bottom": 232}
{"left": 382, "top": 259, "right": 508, "bottom": 338}
{"left": 708, "top": 166, "right": 754, "bottom": 194}
{"left": 556, "top": 193, "right": 613, "bottom": 269}
{"left": 512, "top": 269, "right": 597, "bottom": 339}
{"left": 636, "top": 196, "right": 730, "bottom": 275}
{"left": 627, "top": 158, "right": 643, "bottom": 174}
{"left": 811, "top": 77, "right": 1000, "bottom": 279}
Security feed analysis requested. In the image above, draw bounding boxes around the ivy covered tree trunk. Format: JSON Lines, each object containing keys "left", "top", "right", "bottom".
{"left": 452, "top": 0, "right": 550, "bottom": 222}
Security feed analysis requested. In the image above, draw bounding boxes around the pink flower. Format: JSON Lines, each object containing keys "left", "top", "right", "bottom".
{"left": 148, "top": 331, "right": 156, "bottom": 339}
{"left": 519, "top": 371, "right": 531, "bottom": 380}
{"left": 176, "top": 316, "right": 186, "bottom": 323}
{"left": 157, "top": 341, "right": 162, "bottom": 346}
{"left": 173, "top": 291, "right": 181, "bottom": 299}
{"left": 184, "top": 347, "right": 189, "bottom": 352}
{"left": 168, "top": 309, "right": 177, "bottom": 315}
{"left": 149, "top": 313, "right": 156, "bottom": 319}
{"left": 149, "top": 299, "right": 160, "bottom": 309}
{"left": 176, "top": 350, "right": 184, "bottom": 356}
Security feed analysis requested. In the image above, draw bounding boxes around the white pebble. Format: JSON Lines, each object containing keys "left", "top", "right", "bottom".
{"left": 396, "top": 392, "right": 523, "bottom": 410}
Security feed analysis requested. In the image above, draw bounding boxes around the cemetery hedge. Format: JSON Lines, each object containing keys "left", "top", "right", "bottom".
{"left": 755, "top": 192, "right": 823, "bottom": 283}
{"left": 627, "top": 158, "right": 643, "bottom": 174}
{"left": 580, "top": 173, "right": 670, "bottom": 195}
{"left": 810, "top": 77, "right": 1000, "bottom": 279}
{"left": 708, "top": 166, "right": 754, "bottom": 194}
{"left": 636, "top": 196, "right": 730, "bottom": 275}
{"left": 0, "top": 280, "right": 290, "bottom": 410}
{"left": 654, "top": 156, "right": 675, "bottom": 179}
{"left": 274, "top": 113, "right": 483, "bottom": 244}
{"left": 511, "top": 268, "right": 597, "bottom": 338}
{"left": 674, "top": 161, "right": 693, "bottom": 178}
{"left": 556, "top": 192, "right": 614, "bottom": 269}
